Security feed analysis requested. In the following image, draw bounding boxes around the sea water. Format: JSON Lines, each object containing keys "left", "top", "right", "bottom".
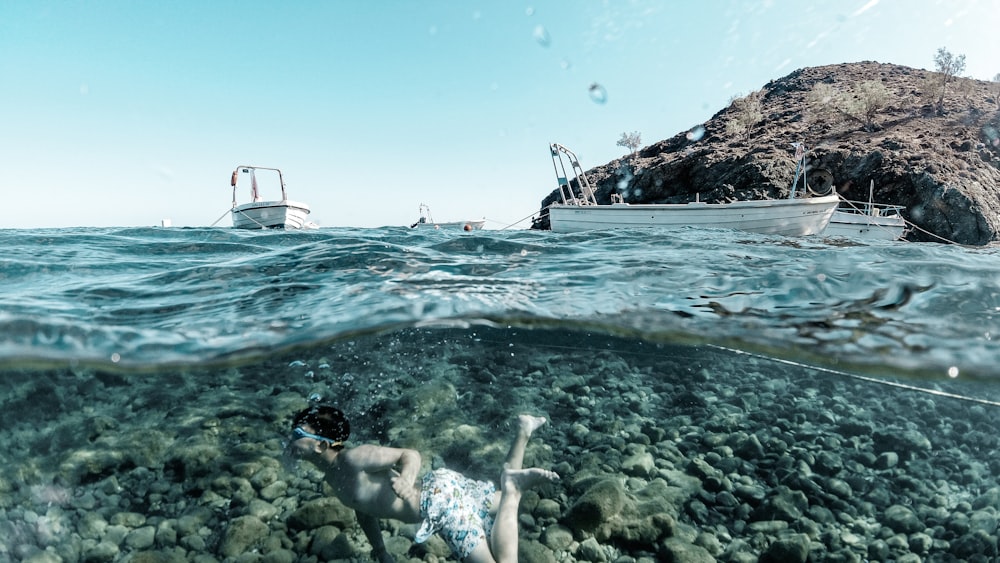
{"left": 1, "top": 226, "right": 998, "bottom": 562}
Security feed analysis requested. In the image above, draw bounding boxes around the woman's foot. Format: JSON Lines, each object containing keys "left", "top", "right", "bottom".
{"left": 517, "top": 414, "right": 546, "bottom": 438}
{"left": 500, "top": 467, "right": 560, "bottom": 494}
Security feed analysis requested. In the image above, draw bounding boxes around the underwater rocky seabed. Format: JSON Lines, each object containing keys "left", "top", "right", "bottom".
{"left": 1, "top": 327, "right": 999, "bottom": 563}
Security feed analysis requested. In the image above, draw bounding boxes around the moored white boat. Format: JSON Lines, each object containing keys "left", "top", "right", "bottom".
{"left": 230, "top": 166, "right": 313, "bottom": 229}
{"left": 409, "top": 204, "right": 485, "bottom": 231}
{"left": 825, "top": 206, "right": 906, "bottom": 240}
{"left": 545, "top": 143, "right": 838, "bottom": 236}
{"left": 824, "top": 183, "right": 907, "bottom": 241}
{"left": 550, "top": 196, "right": 839, "bottom": 235}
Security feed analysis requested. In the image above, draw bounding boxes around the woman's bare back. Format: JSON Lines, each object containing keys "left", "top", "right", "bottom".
{"left": 325, "top": 444, "right": 423, "bottom": 522}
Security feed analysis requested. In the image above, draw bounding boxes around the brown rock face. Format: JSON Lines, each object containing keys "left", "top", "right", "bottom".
{"left": 534, "top": 61, "right": 1000, "bottom": 244}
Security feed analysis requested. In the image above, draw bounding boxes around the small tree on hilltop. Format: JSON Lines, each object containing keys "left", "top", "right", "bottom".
{"left": 806, "top": 81, "right": 891, "bottom": 132}
{"left": 845, "top": 80, "right": 892, "bottom": 132}
{"left": 616, "top": 131, "right": 642, "bottom": 155}
{"left": 724, "top": 90, "right": 764, "bottom": 143}
{"left": 933, "top": 47, "right": 966, "bottom": 114}
{"left": 806, "top": 82, "right": 840, "bottom": 121}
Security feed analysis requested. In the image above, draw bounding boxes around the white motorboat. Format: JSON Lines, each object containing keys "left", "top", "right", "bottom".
{"left": 824, "top": 182, "right": 907, "bottom": 240}
{"left": 409, "top": 203, "right": 485, "bottom": 231}
{"left": 545, "top": 143, "right": 838, "bottom": 236}
{"left": 229, "top": 165, "right": 312, "bottom": 229}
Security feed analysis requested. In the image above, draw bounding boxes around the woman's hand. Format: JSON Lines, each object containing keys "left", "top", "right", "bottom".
{"left": 390, "top": 473, "right": 419, "bottom": 503}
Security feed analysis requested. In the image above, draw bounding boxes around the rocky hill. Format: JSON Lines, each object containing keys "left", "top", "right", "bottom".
{"left": 533, "top": 62, "right": 1000, "bottom": 244}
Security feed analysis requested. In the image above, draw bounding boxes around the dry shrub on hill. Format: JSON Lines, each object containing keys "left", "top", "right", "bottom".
{"left": 724, "top": 90, "right": 765, "bottom": 143}
{"left": 806, "top": 80, "right": 892, "bottom": 132}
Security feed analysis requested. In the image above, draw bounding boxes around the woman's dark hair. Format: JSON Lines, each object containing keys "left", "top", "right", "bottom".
{"left": 292, "top": 405, "right": 351, "bottom": 442}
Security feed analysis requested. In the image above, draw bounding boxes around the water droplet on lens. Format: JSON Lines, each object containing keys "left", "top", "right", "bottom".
{"left": 560, "top": 58, "right": 572, "bottom": 70}
{"left": 308, "top": 393, "right": 322, "bottom": 402}
{"left": 110, "top": 353, "right": 120, "bottom": 363}
{"left": 947, "top": 366, "right": 959, "bottom": 378}
{"left": 525, "top": 7, "right": 535, "bottom": 16}
{"left": 686, "top": 125, "right": 705, "bottom": 141}
{"left": 588, "top": 83, "right": 607, "bottom": 104}
{"left": 533, "top": 25, "right": 550, "bottom": 47}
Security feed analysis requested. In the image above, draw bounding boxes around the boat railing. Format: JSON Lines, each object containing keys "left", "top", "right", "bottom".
{"left": 550, "top": 143, "right": 598, "bottom": 206}
{"left": 230, "top": 165, "right": 288, "bottom": 206}
{"left": 837, "top": 198, "right": 905, "bottom": 217}
{"left": 836, "top": 179, "right": 904, "bottom": 218}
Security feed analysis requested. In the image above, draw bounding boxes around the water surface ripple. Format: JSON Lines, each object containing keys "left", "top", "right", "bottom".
{"left": 0, "top": 227, "right": 996, "bottom": 379}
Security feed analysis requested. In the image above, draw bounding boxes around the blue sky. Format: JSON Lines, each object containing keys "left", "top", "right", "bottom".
{"left": 2, "top": 1, "right": 997, "bottom": 229}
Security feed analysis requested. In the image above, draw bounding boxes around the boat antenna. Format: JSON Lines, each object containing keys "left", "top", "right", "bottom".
{"left": 790, "top": 142, "right": 807, "bottom": 199}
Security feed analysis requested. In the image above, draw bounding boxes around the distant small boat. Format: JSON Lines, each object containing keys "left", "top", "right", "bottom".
{"left": 229, "top": 165, "right": 313, "bottom": 229}
{"left": 410, "top": 203, "right": 485, "bottom": 231}
{"left": 545, "top": 143, "right": 838, "bottom": 236}
{"left": 824, "top": 182, "right": 907, "bottom": 241}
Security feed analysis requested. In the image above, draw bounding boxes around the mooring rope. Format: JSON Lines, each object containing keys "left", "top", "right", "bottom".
{"left": 707, "top": 344, "right": 1000, "bottom": 408}
{"left": 208, "top": 209, "right": 231, "bottom": 228}
{"left": 901, "top": 217, "right": 966, "bottom": 246}
{"left": 211, "top": 208, "right": 267, "bottom": 229}
{"left": 834, "top": 196, "right": 972, "bottom": 246}
{"left": 498, "top": 208, "right": 546, "bottom": 230}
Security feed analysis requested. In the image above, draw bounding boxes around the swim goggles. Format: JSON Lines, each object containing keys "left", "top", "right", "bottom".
{"left": 290, "top": 426, "right": 343, "bottom": 447}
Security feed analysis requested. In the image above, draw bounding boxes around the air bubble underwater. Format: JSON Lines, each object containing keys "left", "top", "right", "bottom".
{"left": 533, "top": 25, "right": 551, "bottom": 47}
{"left": 588, "top": 83, "right": 607, "bottom": 104}
{"left": 616, "top": 162, "right": 634, "bottom": 197}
